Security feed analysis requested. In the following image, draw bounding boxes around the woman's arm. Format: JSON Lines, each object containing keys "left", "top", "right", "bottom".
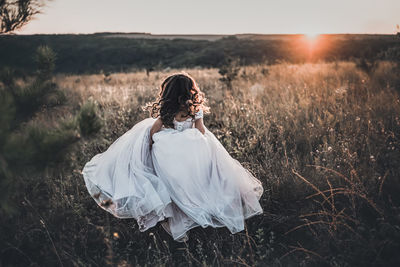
{"left": 194, "top": 118, "right": 205, "bottom": 134}
{"left": 194, "top": 109, "right": 205, "bottom": 134}
{"left": 149, "top": 118, "right": 163, "bottom": 148}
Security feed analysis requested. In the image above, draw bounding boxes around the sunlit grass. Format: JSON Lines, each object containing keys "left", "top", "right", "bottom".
{"left": 5, "top": 61, "right": 400, "bottom": 266}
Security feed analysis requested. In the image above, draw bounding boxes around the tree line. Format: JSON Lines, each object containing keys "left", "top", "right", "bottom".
{"left": 0, "top": 33, "right": 398, "bottom": 74}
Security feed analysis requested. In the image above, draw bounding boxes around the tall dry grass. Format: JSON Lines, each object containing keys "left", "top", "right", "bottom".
{"left": 2, "top": 61, "right": 400, "bottom": 266}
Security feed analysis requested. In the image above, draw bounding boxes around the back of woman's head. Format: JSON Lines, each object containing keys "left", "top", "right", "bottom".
{"left": 147, "top": 72, "right": 208, "bottom": 128}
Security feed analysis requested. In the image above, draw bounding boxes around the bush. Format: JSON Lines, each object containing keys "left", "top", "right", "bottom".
{"left": 218, "top": 56, "right": 241, "bottom": 89}
{"left": 77, "top": 101, "right": 103, "bottom": 137}
{"left": 0, "top": 46, "right": 101, "bottom": 215}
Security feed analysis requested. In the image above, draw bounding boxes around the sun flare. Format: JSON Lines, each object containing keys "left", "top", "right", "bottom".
{"left": 304, "top": 32, "right": 320, "bottom": 41}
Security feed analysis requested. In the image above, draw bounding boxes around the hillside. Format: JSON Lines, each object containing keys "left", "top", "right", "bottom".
{"left": 0, "top": 33, "right": 398, "bottom": 74}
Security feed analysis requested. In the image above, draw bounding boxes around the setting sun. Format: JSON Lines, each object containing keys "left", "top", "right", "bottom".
{"left": 301, "top": 33, "right": 322, "bottom": 50}
{"left": 304, "top": 33, "right": 320, "bottom": 41}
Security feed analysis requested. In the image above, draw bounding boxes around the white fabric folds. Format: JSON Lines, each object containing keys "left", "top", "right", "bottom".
{"left": 82, "top": 117, "right": 263, "bottom": 241}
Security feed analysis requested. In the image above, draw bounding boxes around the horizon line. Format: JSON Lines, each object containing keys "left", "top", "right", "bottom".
{"left": 10, "top": 31, "right": 399, "bottom": 36}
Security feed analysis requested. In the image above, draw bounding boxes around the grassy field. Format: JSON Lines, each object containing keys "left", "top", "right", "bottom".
{"left": 2, "top": 61, "right": 400, "bottom": 266}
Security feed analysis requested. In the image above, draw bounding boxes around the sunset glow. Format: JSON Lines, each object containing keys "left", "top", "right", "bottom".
{"left": 303, "top": 33, "right": 321, "bottom": 51}
{"left": 304, "top": 33, "right": 320, "bottom": 41}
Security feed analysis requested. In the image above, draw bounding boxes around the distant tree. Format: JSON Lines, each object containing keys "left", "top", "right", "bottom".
{"left": 397, "top": 24, "right": 400, "bottom": 38}
{"left": 355, "top": 58, "right": 375, "bottom": 75}
{"left": 0, "top": 0, "right": 44, "bottom": 34}
{"left": 218, "top": 56, "right": 241, "bottom": 89}
{"left": 377, "top": 25, "right": 400, "bottom": 64}
{"left": 146, "top": 66, "right": 154, "bottom": 77}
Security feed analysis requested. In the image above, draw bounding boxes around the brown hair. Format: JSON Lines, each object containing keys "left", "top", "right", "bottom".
{"left": 147, "top": 72, "right": 209, "bottom": 128}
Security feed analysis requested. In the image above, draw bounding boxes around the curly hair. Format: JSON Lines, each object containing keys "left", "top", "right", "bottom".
{"left": 146, "top": 72, "right": 209, "bottom": 128}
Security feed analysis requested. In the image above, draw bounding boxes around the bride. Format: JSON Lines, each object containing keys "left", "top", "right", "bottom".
{"left": 82, "top": 72, "right": 263, "bottom": 242}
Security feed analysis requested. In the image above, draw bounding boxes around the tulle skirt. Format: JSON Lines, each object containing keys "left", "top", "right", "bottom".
{"left": 82, "top": 118, "right": 263, "bottom": 241}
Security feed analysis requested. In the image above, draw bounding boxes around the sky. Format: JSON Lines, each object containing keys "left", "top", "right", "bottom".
{"left": 17, "top": 0, "right": 400, "bottom": 35}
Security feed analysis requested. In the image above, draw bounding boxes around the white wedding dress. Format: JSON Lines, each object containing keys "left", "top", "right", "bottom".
{"left": 82, "top": 111, "right": 263, "bottom": 241}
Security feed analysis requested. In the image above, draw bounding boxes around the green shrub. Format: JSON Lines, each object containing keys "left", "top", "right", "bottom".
{"left": 77, "top": 101, "right": 103, "bottom": 137}
{"left": 0, "top": 46, "right": 101, "bottom": 215}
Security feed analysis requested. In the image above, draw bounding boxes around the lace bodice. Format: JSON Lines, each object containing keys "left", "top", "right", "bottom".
{"left": 173, "top": 110, "right": 203, "bottom": 132}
